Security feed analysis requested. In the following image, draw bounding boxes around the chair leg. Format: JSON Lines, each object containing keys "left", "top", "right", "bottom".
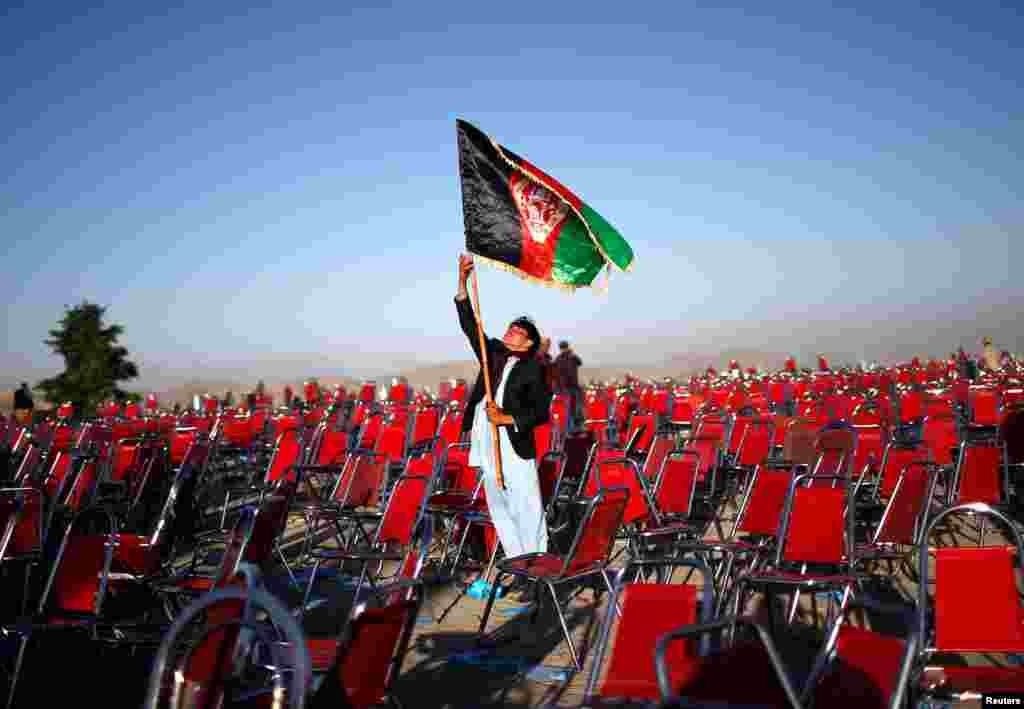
{"left": 275, "top": 541, "right": 300, "bottom": 590}
{"left": 547, "top": 581, "right": 581, "bottom": 672}
{"left": 5, "top": 635, "right": 29, "bottom": 709}
{"left": 300, "top": 559, "right": 322, "bottom": 623}
{"left": 477, "top": 571, "right": 504, "bottom": 642}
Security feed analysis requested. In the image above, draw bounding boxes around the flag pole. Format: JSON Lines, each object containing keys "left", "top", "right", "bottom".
{"left": 469, "top": 260, "right": 505, "bottom": 489}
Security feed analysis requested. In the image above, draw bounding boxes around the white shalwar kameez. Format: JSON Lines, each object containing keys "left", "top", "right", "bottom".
{"left": 469, "top": 358, "right": 549, "bottom": 559}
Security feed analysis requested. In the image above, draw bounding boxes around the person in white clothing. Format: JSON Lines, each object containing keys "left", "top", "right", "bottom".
{"left": 455, "top": 254, "right": 552, "bottom": 571}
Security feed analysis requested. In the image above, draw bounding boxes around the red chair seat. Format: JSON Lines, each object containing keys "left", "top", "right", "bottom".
{"left": 427, "top": 493, "right": 484, "bottom": 511}
{"left": 306, "top": 637, "right": 339, "bottom": 672}
{"left": 744, "top": 570, "right": 855, "bottom": 587}
{"left": 501, "top": 553, "right": 566, "bottom": 578}
{"left": 635, "top": 521, "right": 705, "bottom": 539}
{"left": 933, "top": 665, "right": 1024, "bottom": 694}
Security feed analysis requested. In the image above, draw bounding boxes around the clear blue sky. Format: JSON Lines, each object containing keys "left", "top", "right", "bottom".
{"left": 3, "top": 1, "right": 1021, "bottom": 387}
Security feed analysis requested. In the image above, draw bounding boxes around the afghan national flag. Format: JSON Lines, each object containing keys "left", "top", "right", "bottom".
{"left": 456, "top": 119, "right": 634, "bottom": 290}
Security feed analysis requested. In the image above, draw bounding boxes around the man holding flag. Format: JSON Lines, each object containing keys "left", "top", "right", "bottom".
{"left": 456, "top": 255, "right": 551, "bottom": 562}
{"left": 453, "top": 118, "right": 634, "bottom": 584}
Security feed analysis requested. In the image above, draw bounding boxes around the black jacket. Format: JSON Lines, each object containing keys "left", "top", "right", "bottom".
{"left": 456, "top": 296, "right": 552, "bottom": 460}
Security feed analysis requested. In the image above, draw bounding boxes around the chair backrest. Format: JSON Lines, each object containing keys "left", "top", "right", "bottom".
{"left": 212, "top": 508, "right": 258, "bottom": 589}
{"left": 594, "top": 457, "right": 652, "bottom": 526}
{"left": 12, "top": 442, "right": 42, "bottom": 484}
{"left": 585, "top": 561, "right": 712, "bottom": 704}
{"left": 783, "top": 419, "right": 819, "bottom": 466}
{"left": 110, "top": 439, "right": 141, "bottom": 483}
{"left": 921, "top": 414, "right": 959, "bottom": 467}
{"left": 669, "top": 396, "right": 694, "bottom": 426}
{"left": 357, "top": 413, "right": 385, "bottom": 450}
{"left": 850, "top": 424, "right": 887, "bottom": 478}
{"left": 877, "top": 441, "right": 924, "bottom": 499}
{"left": 245, "top": 478, "right": 298, "bottom": 568}
{"left": 148, "top": 438, "right": 210, "bottom": 550}
{"left": 970, "top": 387, "right": 1001, "bottom": 426}
{"left": 64, "top": 457, "right": 101, "bottom": 514}
{"left": 624, "top": 413, "right": 655, "bottom": 453}
{"left": 737, "top": 465, "right": 790, "bottom": 536}
{"left": 562, "top": 431, "right": 596, "bottom": 484}
{"left": 375, "top": 474, "right": 431, "bottom": 547}
{"left": 654, "top": 449, "right": 701, "bottom": 518}
{"left": 953, "top": 439, "right": 1006, "bottom": 505}
{"left": 642, "top": 434, "right": 675, "bottom": 480}
{"left": 727, "top": 415, "right": 754, "bottom": 455}
{"left": 776, "top": 474, "right": 850, "bottom": 567}
{"left": 0, "top": 487, "right": 43, "bottom": 560}
{"left": 872, "top": 461, "right": 936, "bottom": 546}
{"left": 807, "top": 602, "right": 918, "bottom": 709}
{"left": 1004, "top": 407, "right": 1024, "bottom": 466}
{"left": 409, "top": 406, "right": 440, "bottom": 451}
{"left": 582, "top": 446, "right": 629, "bottom": 497}
{"left": 341, "top": 451, "right": 388, "bottom": 509}
{"left": 590, "top": 576, "right": 704, "bottom": 701}
{"left": 533, "top": 422, "right": 555, "bottom": 463}
{"left": 687, "top": 435, "right": 720, "bottom": 482}
{"left": 221, "top": 416, "right": 255, "bottom": 448}
{"left": 43, "top": 451, "right": 73, "bottom": 501}
{"left": 315, "top": 428, "right": 349, "bottom": 466}
{"left": 437, "top": 406, "right": 464, "bottom": 449}
{"left": 564, "top": 486, "right": 629, "bottom": 576}
{"left": 813, "top": 423, "right": 856, "bottom": 479}
{"left": 40, "top": 508, "right": 118, "bottom": 615}
{"left": 311, "top": 585, "right": 422, "bottom": 709}
{"left": 735, "top": 418, "right": 775, "bottom": 468}
{"left": 537, "top": 452, "right": 565, "bottom": 511}
{"left": 436, "top": 443, "right": 474, "bottom": 496}
{"left": 168, "top": 429, "right": 197, "bottom": 467}
{"left": 919, "top": 504, "right": 1024, "bottom": 655}
{"left": 265, "top": 428, "right": 304, "bottom": 483}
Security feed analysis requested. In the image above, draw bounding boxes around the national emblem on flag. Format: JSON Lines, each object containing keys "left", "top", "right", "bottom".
{"left": 456, "top": 119, "right": 634, "bottom": 290}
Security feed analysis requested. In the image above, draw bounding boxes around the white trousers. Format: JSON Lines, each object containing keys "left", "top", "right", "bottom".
{"left": 469, "top": 374, "right": 548, "bottom": 557}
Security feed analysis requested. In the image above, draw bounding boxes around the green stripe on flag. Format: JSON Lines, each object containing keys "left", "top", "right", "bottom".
{"left": 552, "top": 216, "right": 605, "bottom": 287}
{"left": 579, "top": 203, "right": 633, "bottom": 271}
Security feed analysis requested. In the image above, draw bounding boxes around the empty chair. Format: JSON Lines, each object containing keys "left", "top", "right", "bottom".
{"left": 801, "top": 599, "right": 918, "bottom": 709}
{"left": 916, "top": 503, "right": 1024, "bottom": 702}
{"left": 584, "top": 560, "right": 713, "bottom": 704}
{"left": 477, "top": 486, "right": 630, "bottom": 671}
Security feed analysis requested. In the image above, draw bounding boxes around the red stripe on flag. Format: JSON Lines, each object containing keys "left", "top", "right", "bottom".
{"left": 519, "top": 218, "right": 565, "bottom": 280}
{"left": 515, "top": 157, "right": 583, "bottom": 211}
{"left": 509, "top": 172, "right": 567, "bottom": 281}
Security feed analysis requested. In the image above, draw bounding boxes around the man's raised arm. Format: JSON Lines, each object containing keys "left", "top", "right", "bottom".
{"left": 455, "top": 253, "right": 485, "bottom": 364}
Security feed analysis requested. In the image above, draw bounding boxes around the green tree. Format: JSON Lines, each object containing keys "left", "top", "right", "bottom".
{"left": 37, "top": 302, "right": 139, "bottom": 414}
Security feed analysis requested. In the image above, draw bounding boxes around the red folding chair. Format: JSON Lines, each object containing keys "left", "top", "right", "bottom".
{"left": 477, "top": 485, "right": 630, "bottom": 671}
{"left": 143, "top": 565, "right": 311, "bottom": 709}
{"left": 916, "top": 503, "right": 1024, "bottom": 702}
{"left": 301, "top": 469, "right": 433, "bottom": 622}
{"left": 307, "top": 581, "right": 423, "bottom": 709}
{"left": 730, "top": 473, "right": 857, "bottom": 627}
{"left": 654, "top": 615, "right": 803, "bottom": 708}
{"left": 801, "top": 599, "right": 919, "bottom": 709}
{"left": 584, "top": 559, "right": 714, "bottom": 704}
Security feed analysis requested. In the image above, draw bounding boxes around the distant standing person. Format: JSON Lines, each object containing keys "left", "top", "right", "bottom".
{"left": 537, "top": 337, "right": 557, "bottom": 391}
{"left": 555, "top": 340, "right": 583, "bottom": 430}
{"left": 13, "top": 382, "right": 34, "bottom": 425}
{"left": 981, "top": 337, "right": 1001, "bottom": 371}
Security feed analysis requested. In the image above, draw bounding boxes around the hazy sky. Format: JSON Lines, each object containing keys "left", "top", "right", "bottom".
{"left": 3, "top": 1, "right": 1021, "bottom": 388}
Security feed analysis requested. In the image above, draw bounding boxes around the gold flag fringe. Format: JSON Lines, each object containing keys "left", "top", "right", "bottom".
{"left": 470, "top": 252, "right": 588, "bottom": 293}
